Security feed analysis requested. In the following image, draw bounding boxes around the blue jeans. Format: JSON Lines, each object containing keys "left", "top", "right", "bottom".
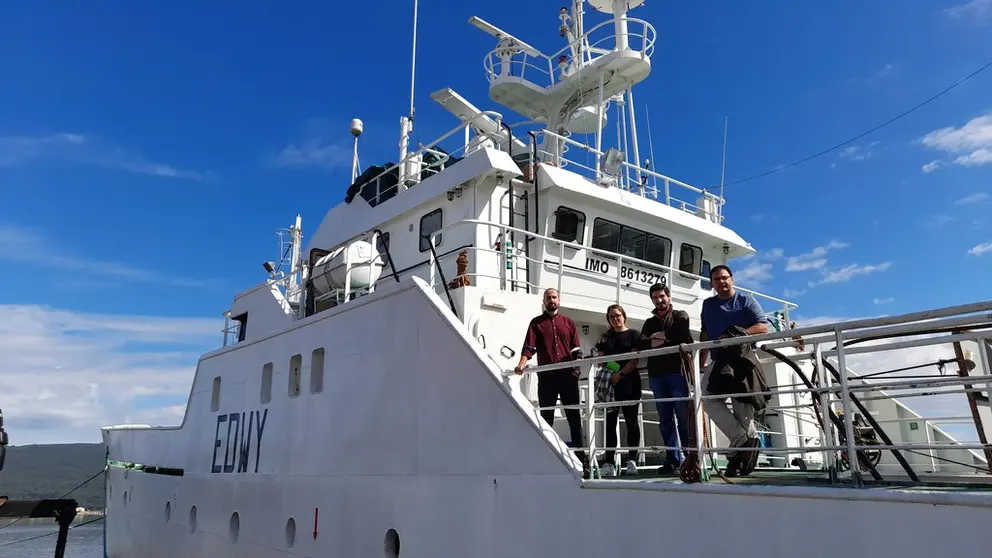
{"left": 649, "top": 374, "right": 689, "bottom": 466}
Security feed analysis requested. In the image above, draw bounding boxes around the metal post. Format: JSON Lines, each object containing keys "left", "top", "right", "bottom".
{"left": 427, "top": 235, "right": 436, "bottom": 288}
{"left": 692, "top": 348, "right": 706, "bottom": 481}
{"left": 625, "top": 86, "right": 642, "bottom": 191}
{"left": 585, "top": 366, "right": 596, "bottom": 476}
{"left": 615, "top": 255, "right": 623, "bottom": 303}
{"left": 952, "top": 339, "right": 992, "bottom": 472}
{"left": 834, "top": 326, "right": 862, "bottom": 487}
{"left": 815, "top": 343, "right": 837, "bottom": 482}
{"left": 557, "top": 242, "right": 564, "bottom": 294}
{"left": 222, "top": 312, "right": 231, "bottom": 347}
{"left": 595, "top": 72, "right": 604, "bottom": 180}
{"left": 923, "top": 420, "right": 938, "bottom": 473}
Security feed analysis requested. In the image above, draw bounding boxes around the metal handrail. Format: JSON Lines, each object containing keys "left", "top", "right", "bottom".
{"left": 425, "top": 218, "right": 797, "bottom": 314}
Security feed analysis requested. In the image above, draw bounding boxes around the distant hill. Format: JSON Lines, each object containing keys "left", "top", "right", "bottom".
{"left": 1, "top": 443, "right": 107, "bottom": 510}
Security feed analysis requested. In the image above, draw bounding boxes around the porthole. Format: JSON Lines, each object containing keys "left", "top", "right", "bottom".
{"left": 165, "top": 501, "right": 172, "bottom": 522}
{"left": 123, "top": 491, "right": 128, "bottom": 508}
{"left": 285, "top": 517, "right": 296, "bottom": 548}
{"left": 384, "top": 528, "right": 400, "bottom": 558}
{"left": 230, "top": 511, "right": 240, "bottom": 543}
{"left": 189, "top": 506, "right": 198, "bottom": 533}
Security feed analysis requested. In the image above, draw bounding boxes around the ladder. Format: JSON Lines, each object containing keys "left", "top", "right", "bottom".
{"left": 498, "top": 184, "right": 531, "bottom": 294}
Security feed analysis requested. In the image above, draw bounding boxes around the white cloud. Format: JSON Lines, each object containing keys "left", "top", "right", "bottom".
{"left": 919, "top": 113, "right": 992, "bottom": 170}
{"left": 267, "top": 118, "right": 352, "bottom": 170}
{"left": 924, "top": 213, "right": 955, "bottom": 229}
{"left": 944, "top": 0, "right": 992, "bottom": 23}
{"left": 0, "top": 132, "right": 212, "bottom": 181}
{"left": 0, "top": 305, "right": 218, "bottom": 444}
{"left": 809, "top": 261, "right": 893, "bottom": 285}
{"left": 736, "top": 261, "right": 773, "bottom": 289}
{"left": 785, "top": 241, "right": 849, "bottom": 272}
{"left": 783, "top": 287, "right": 806, "bottom": 298}
{"left": 838, "top": 143, "right": 876, "bottom": 161}
{"left": 873, "top": 297, "right": 895, "bottom": 305}
{"left": 954, "top": 147, "right": 992, "bottom": 167}
{"left": 0, "top": 223, "right": 218, "bottom": 288}
{"left": 968, "top": 242, "right": 992, "bottom": 256}
{"left": 955, "top": 192, "right": 990, "bottom": 205}
{"left": 921, "top": 160, "right": 941, "bottom": 173}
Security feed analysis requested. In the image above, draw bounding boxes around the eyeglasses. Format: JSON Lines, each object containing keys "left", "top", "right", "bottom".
{"left": 608, "top": 314, "right": 624, "bottom": 319}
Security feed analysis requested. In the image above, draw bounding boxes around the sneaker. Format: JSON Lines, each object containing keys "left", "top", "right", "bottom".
{"left": 601, "top": 463, "right": 617, "bottom": 477}
{"left": 625, "top": 460, "right": 638, "bottom": 476}
{"left": 739, "top": 438, "right": 760, "bottom": 476}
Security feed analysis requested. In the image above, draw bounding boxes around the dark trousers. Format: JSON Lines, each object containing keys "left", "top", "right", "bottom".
{"left": 604, "top": 390, "right": 641, "bottom": 464}
{"left": 538, "top": 373, "right": 586, "bottom": 462}
{"left": 649, "top": 373, "right": 690, "bottom": 466}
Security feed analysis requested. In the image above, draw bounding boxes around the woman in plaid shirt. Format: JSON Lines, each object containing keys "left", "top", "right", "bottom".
{"left": 596, "top": 304, "right": 642, "bottom": 477}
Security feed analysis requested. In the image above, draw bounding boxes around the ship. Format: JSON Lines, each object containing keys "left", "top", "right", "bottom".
{"left": 101, "top": 1, "right": 992, "bottom": 556}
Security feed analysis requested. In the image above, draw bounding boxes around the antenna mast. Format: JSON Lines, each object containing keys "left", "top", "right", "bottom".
{"left": 719, "top": 115, "right": 728, "bottom": 203}
{"left": 409, "top": 0, "right": 419, "bottom": 120}
{"left": 398, "top": 0, "right": 420, "bottom": 191}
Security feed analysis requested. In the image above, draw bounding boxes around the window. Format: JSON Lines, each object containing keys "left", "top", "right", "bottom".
{"left": 261, "top": 363, "right": 273, "bottom": 404}
{"left": 552, "top": 206, "right": 585, "bottom": 244}
{"left": 233, "top": 313, "right": 247, "bottom": 343}
{"left": 701, "top": 260, "right": 712, "bottom": 291}
{"left": 590, "top": 219, "right": 621, "bottom": 252}
{"left": 679, "top": 243, "right": 703, "bottom": 275}
{"left": 211, "top": 377, "right": 221, "bottom": 412}
{"left": 590, "top": 218, "right": 672, "bottom": 267}
{"left": 419, "top": 209, "right": 443, "bottom": 252}
{"left": 375, "top": 232, "right": 391, "bottom": 267}
{"left": 289, "top": 354, "right": 302, "bottom": 398}
{"left": 310, "top": 348, "right": 325, "bottom": 394}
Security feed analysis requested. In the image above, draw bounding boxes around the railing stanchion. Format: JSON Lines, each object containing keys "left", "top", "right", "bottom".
{"left": 615, "top": 255, "right": 623, "bottom": 304}
{"left": 692, "top": 348, "right": 706, "bottom": 481}
{"left": 557, "top": 242, "right": 564, "bottom": 294}
{"left": 585, "top": 362, "right": 596, "bottom": 477}
{"left": 834, "top": 326, "right": 862, "bottom": 487}
{"left": 814, "top": 343, "right": 837, "bottom": 483}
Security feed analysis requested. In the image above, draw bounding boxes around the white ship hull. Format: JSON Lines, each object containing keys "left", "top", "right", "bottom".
{"left": 102, "top": 279, "right": 992, "bottom": 557}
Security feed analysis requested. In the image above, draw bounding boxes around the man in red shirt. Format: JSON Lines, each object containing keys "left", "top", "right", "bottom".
{"left": 515, "top": 288, "right": 586, "bottom": 469}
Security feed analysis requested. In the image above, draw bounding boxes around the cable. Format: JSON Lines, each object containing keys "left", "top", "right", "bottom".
{"left": 720, "top": 57, "right": 992, "bottom": 188}
{"left": 0, "top": 467, "right": 106, "bottom": 531}
{"left": 0, "top": 516, "right": 104, "bottom": 548}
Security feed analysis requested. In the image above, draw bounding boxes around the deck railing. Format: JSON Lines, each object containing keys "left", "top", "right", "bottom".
{"left": 506, "top": 301, "right": 992, "bottom": 485}
{"left": 483, "top": 18, "right": 656, "bottom": 90}
{"left": 423, "top": 218, "right": 794, "bottom": 323}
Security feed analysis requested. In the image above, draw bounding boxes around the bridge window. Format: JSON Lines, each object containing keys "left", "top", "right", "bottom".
{"left": 701, "top": 260, "right": 712, "bottom": 290}
{"left": 289, "top": 354, "right": 302, "bottom": 398}
{"left": 311, "top": 348, "right": 325, "bottom": 394}
{"left": 590, "top": 218, "right": 671, "bottom": 267}
{"left": 211, "top": 377, "right": 221, "bottom": 412}
{"left": 552, "top": 206, "right": 585, "bottom": 244}
{"left": 419, "top": 209, "right": 443, "bottom": 252}
{"left": 679, "top": 243, "right": 703, "bottom": 276}
{"left": 261, "top": 363, "right": 273, "bottom": 404}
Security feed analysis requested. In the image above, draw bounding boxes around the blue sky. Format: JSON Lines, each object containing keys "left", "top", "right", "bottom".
{"left": 1, "top": 0, "right": 990, "bottom": 443}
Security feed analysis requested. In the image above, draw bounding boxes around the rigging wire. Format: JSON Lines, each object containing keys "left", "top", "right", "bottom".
{"left": 0, "top": 467, "right": 106, "bottom": 531}
{"left": 0, "top": 516, "right": 104, "bottom": 548}
{"left": 718, "top": 57, "right": 992, "bottom": 189}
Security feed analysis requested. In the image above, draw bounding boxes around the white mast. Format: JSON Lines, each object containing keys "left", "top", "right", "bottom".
{"left": 350, "top": 118, "right": 363, "bottom": 182}
{"left": 398, "top": 0, "right": 420, "bottom": 191}
{"left": 719, "top": 115, "right": 729, "bottom": 205}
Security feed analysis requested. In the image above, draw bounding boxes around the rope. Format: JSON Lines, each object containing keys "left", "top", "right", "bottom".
{"left": 0, "top": 516, "right": 104, "bottom": 548}
{"left": 0, "top": 466, "right": 106, "bottom": 531}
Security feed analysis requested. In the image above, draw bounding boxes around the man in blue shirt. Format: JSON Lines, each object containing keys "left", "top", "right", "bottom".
{"left": 698, "top": 264, "right": 770, "bottom": 477}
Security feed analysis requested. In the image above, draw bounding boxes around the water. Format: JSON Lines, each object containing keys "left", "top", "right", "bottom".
{"left": 0, "top": 521, "right": 104, "bottom": 557}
